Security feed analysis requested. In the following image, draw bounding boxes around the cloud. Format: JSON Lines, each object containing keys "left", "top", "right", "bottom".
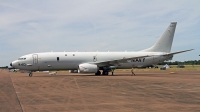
{"left": 0, "top": 0, "right": 200, "bottom": 66}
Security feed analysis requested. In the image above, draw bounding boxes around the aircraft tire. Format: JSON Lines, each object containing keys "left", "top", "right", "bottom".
{"left": 95, "top": 71, "right": 101, "bottom": 75}
{"left": 102, "top": 71, "right": 109, "bottom": 75}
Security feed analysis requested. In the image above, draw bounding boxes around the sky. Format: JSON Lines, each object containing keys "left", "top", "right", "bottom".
{"left": 0, "top": 0, "right": 200, "bottom": 66}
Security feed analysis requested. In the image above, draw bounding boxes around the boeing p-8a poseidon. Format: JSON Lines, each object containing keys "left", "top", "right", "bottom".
{"left": 10, "top": 22, "right": 193, "bottom": 77}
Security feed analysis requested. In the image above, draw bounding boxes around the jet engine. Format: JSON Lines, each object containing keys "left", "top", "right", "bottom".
{"left": 78, "top": 63, "right": 98, "bottom": 73}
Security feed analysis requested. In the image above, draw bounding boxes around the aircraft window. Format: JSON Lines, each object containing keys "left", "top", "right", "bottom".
{"left": 73, "top": 54, "right": 75, "bottom": 56}
{"left": 65, "top": 54, "right": 67, "bottom": 56}
{"left": 57, "top": 57, "right": 59, "bottom": 61}
{"left": 18, "top": 58, "right": 26, "bottom": 60}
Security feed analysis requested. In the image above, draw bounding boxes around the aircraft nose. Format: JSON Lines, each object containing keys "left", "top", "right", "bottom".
{"left": 10, "top": 61, "right": 18, "bottom": 69}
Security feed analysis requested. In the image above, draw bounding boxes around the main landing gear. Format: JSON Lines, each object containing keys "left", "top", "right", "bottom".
{"left": 102, "top": 71, "right": 109, "bottom": 75}
{"left": 95, "top": 70, "right": 101, "bottom": 75}
{"left": 95, "top": 70, "right": 109, "bottom": 75}
{"left": 95, "top": 70, "right": 113, "bottom": 76}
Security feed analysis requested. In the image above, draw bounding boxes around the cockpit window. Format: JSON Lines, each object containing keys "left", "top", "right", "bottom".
{"left": 18, "top": 58, "right": 26, "bottom": 60}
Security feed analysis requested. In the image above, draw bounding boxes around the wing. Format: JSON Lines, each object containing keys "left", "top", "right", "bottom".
{"left": 88, "top": 49, "right": 193, "bottom": 67}
{"left": 163, "top": 49, "right": 194, "bottom": 56}
{"left": 89, "top": 55, "right": 151, "bottom": 67}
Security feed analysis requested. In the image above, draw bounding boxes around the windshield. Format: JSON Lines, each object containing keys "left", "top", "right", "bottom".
{"left": 18, "top": 58, "right": 26, "bottom": 60}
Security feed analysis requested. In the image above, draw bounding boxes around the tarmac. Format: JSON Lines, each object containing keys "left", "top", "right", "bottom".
{"left": 0, "top": 69, "right": 200, "bottom": 112}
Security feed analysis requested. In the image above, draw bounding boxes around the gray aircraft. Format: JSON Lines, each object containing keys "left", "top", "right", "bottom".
{"left": 10, "top": 22, "right": 193, "bottom": 77}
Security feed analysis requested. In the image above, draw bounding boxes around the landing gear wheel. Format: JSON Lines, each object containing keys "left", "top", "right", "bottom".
{"left": 29, "top": 73, "right": 32, "bottom": 77}
{"left": 102, "top": 71, "right": 109, "bottom": 75}
{"left": 95, "top": 70, "right": 101, "bottom": 75}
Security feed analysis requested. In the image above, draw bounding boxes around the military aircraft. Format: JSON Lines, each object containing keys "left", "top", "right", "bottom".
{"left": 10, "top": 22, "right": 193, "bottom": 77}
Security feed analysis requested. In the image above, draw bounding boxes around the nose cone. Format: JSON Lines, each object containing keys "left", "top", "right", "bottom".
{"left": 11, "top": 60, "right": 18, "bottom": 68}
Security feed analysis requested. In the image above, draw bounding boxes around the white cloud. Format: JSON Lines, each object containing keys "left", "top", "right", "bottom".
{"left": 0, "top": 0, "right": 200, "bottom": 66}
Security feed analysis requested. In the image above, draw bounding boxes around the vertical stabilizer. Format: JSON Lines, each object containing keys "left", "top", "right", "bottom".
{"left": 141, "top": 22, "right": 177, "bottom": 53}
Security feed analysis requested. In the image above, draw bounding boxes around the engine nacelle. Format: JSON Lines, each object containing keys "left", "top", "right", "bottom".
{"left": 69, "top": 70, "right": 78, "bottom": 73}
{"left": 78, "top": 63, "right": 98, "bottom": 73}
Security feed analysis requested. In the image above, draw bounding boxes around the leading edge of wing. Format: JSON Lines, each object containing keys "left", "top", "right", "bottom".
{"left": 90, "top": 55, "right": 151, "bottom": 67}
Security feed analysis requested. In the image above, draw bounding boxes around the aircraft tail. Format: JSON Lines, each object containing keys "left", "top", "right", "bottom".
{"left": 141, "top": 22, "right": 177, "bottom": 53}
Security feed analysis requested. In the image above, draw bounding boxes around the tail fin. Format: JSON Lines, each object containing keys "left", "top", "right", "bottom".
{"left": 141, "top": 22, "right": 177, "bottom": 53}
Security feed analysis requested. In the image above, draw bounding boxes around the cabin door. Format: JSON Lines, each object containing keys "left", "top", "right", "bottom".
{"left": 32, "top": 54, "right": 38, "bottom": 64}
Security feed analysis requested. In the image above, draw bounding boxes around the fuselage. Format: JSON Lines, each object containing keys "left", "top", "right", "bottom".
{"left": 11, "top": 52, "right": 171, "bottom": 71}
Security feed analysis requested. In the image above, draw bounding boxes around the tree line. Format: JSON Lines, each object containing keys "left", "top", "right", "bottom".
{"left": 158, "top": 60, "right": 200, "bottom": 65}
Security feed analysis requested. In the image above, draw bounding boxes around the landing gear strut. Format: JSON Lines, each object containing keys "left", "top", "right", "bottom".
{"left": 29, "top": 72, "right": 32, "bottom": 77}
